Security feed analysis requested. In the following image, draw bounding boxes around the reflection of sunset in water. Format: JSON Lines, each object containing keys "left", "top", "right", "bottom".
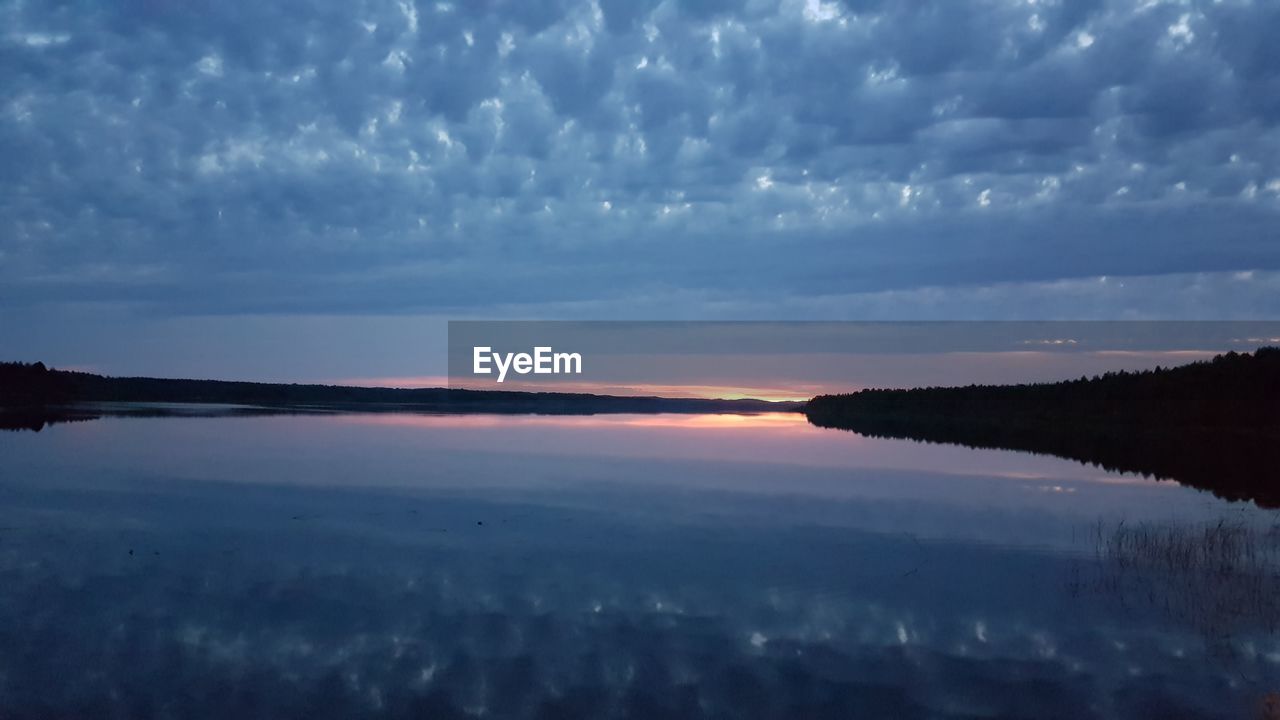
{"left": 18, "top": 409, "right": 1273, "bottom": 561}
{"left": 610, "top": 412, "right": 810, "bottom": 429}
{"left": 337, "top": 411, "right": 810, "bottom": 431}
{"left": 323, "top": 411, "right": 1153, "bottom": 489}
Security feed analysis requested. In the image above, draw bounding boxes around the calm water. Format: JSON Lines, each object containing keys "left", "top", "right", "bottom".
{"left": 1, "top": 409, "right": 1278, "bottom": 718}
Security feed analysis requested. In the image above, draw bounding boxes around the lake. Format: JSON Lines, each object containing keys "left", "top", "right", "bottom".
{"left": 1, "top": 408, "right": 1278, "bottom": 718}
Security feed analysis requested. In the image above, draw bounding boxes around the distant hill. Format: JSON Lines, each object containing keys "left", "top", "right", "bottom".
{"left": 0, "top": 362, "right": 798, "bottom": 421}
{"left": 805, "top": 348, "right": 1280, "bottom": 507}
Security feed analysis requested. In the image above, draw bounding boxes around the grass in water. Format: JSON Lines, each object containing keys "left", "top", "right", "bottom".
{"left": 1073, "top": 517, "right": 1280, "bottom": 695}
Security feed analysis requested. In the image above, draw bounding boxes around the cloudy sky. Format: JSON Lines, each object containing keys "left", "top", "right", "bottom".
{"left": 2, "top": 0, "right": 1279, "bottom": 379}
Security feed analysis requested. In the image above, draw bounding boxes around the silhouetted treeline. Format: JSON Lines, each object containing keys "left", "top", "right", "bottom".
{"left": 0, "top": 362, "right": 75, "bottom": 405}
{"left": 0, "top": 361, "right": 794, "bottom": 416}
{"left": 0, "top": 363, "right": 102, "bottom": 430}
{"left": 806, "top": 348, "right": 1280, "bottom": 507}
{"left": 807, "top": 348, "right": 1280, "bottom": 430}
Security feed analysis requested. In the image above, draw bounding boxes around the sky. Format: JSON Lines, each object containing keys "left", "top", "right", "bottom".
{"left": 2, "top": 0, "right": 1280, "bottom": 381}
{"left": 436, "top": 321, "right": 1280, "bottom": 398}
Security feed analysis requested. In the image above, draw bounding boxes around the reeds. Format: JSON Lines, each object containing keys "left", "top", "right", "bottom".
{"left": 1082, "top": 517, "right": 1280, "bottom": 667}
{"left": 1097, "top": 518, "right": 1273, "bottom": 577}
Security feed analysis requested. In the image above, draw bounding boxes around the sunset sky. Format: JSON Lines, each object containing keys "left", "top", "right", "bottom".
{"left": 2, "top": 0, "right": 1279, "bottom": 382}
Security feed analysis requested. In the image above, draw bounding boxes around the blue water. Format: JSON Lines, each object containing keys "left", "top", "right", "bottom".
{"left": 1, "top": 409, "right": 1277, "bottom": 718}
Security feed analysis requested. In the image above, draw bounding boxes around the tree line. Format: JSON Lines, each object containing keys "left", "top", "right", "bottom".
{"left": 806, "top": 347, "right": 1280, "bottom": 431}
{"left": 804, "top": 348, "right": 1280, "bottom": 507}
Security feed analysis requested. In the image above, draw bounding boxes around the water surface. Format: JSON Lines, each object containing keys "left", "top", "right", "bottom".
{"left": 1, "top": 410, "right": 1277, "bottom": 718}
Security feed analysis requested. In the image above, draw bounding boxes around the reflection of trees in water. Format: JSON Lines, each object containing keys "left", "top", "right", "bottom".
{"left": 1263, "top": 692, "right": 1280, "bottom": 720}
{"left": 0, "top": 409, "right": 99, "bottom": 432}
{"left": 1072, "top": 518, "right": 1280, "bottom": 696}
{"left": 809, "top": 415, "right": 1280, "bottom": 508}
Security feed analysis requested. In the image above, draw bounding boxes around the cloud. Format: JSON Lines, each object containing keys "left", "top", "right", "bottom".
{"left": 1, "top": 0, "right": 1278, "bottom": 320}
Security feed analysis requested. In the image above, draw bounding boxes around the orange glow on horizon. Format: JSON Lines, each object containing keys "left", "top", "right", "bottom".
{"left": 335, "top": 375, "right": 453, "bottom": 389}
{"left": 328, "top": 349, "right": 1229, "bottom": 402}
{"left": 331, "top": 376, "right": 818, "bottom": 402}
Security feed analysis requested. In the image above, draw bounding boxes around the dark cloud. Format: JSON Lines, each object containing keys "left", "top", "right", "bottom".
{"left": 1, "top": 0, "right": 1279, "bottom": 320}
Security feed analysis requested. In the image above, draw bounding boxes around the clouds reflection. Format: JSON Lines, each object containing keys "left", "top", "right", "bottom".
{"left": 1, "top": 414, "right": 1278, "bottom": 717}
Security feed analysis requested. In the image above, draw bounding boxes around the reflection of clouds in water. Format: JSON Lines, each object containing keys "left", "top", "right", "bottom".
{"left": 1, "top": 478, "right": 1277, "bottom": 718}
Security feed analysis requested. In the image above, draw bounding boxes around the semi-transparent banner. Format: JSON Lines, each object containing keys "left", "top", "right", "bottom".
{"left": 447, "top": 321, "right": 1280, "bottom": 400}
